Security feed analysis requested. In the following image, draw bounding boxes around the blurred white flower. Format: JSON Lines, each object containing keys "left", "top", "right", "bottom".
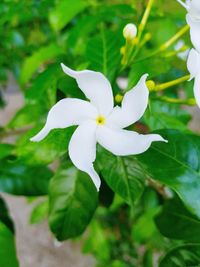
{"left": 174, "top": 40, "right": 189, "bottom": 61}
{"left": 30, "top": 64, "right": 167, "bottom": 191}
{"left": 177, "top": 0, "right": 200, "bottom": 52}
{"left": 123, "top": 23, "right": 137, "bottom": 40}
{"left": 187, "top": 48, "right": 200, "bottom": 107}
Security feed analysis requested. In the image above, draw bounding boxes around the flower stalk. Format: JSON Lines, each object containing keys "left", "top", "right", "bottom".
{"left": 150, "top": 74, "right": 190, "bottom": 92}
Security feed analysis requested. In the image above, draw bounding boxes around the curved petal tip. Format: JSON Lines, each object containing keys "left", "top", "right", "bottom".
{"left": 60, "top": 63, "right": 77, "bottom": 78}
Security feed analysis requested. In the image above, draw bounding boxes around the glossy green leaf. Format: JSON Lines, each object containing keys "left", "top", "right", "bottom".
{"left": 137, "top": 130, "right": 200, "bottom": 218}
{"left": 16, "top": 126, "right": 74, "bottom": 165}
{"left": 49, "top": 166, "right": 98, "bottom": 240}
{"left": 86, "top": 30, "right": 123, "bottom": 82}
{"left": 0, "top": 159, "right": 52, "bottom": 196}
{"left": 155, "top": 198, "right": 200, "bottom": 242}
{"left": 97, "top": 148, "right": 145, "bottom": 206}
{"left": 49, "top": 0, "right": 88, "bottom": 31}
{"left": 159, "top": 244, "right": 200, "bottom": 267}
{"left": 0, "top": 221, "right": 19, "bottom": 267}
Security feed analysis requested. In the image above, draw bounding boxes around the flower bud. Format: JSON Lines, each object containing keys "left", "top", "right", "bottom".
{"left": 123, "top": 23, "right": 137, "bottom": 40}
{"left": 146, "top": 80, "right": 156, "bottom": 91}
{"left": 115, "top": 94, "right": 123, "bottom": 104}
{"left": 120, "top": 46, "right": 126, "bottom": 55}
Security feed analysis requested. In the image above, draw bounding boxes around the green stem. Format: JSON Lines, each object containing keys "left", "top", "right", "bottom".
{"left": 153, "top": 96, "right": 196, "bottom": 106}
{"left": 130, "top": 24, "right": 189, "bottom": 65}
{"left": 137, "top": 0, "right": 155, "bottom": 42}
{"left": 152, "top": 74, "right": 190, "bottom": 91}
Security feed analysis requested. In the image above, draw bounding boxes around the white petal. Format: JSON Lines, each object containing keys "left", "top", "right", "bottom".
{"left": 194, "top": 74, "right": 200, "bottom": 108}
{"left": 61, "top": 63, "right": 114, "bottom": 116}
{"left": 107, "top": 74, "right": 149, "bottom": 129}
{"left": 189, "top": 0, "right": 200, "bottom": 16}
{"left": 176, "top": 0, "right": 189, "bottom": 9}
{"left": 187, "top": 48, "right": 200, "bottom": 80}
{"left": 30, "top": 98, "right": 98, "bottom": 142}
{"left": 96, "top": 126, "right": 167, "bottom": 156}
{"left": 186, "top": 14, "right": 200, "bottom": 53}
{"left": 69, "top": 121, "right": 101, "bottom": 191}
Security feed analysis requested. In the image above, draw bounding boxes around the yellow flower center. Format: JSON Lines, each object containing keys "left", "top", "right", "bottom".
{"left": 96, "top": 115, "right": 105, "bottom": 125}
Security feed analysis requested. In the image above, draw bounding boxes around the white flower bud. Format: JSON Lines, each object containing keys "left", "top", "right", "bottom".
{"left": 123, "top": 23, "right": 137, "bottom": 40}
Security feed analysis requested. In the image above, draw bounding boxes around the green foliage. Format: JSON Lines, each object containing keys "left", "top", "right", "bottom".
{"left": 0, "top": 159, "right": 52, "bottom": 195}
{"left": 0, "top": 198, "right": 19, "bottom": 267}
{"left": 29, "top": 199, "right": 49, "bottom": 224}
{"left": 0, "top": 222, "right": 19, "bottom": 267}
{"left": 97, "top": 148, "right": 145, "bottom": 206}
{"left": 137, "top": 130, "right": 200, "bottom": 218}
{"left": 49, "top": 0, "right": 89, "bottom": 32}
{"left": 159, "top": 244, "right": 200, "bottom": 267}
{"left": 49, "top": 166, "right": 98, "bottom": 240}
{"left": 155, "top": 198, "right": 200, "bottom": 243}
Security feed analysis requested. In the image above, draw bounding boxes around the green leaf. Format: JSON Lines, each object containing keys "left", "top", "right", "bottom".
{"left": 20, "top": 43, "right": 63, "bottom": 85}
{"left": 155, "top": 197, "right": 200, "bottom": 243}
{"left": 49, "top": 0, "right": 89, "bottom": 32}
{"left": 0, "top": 159, "right": 52, "bottom": 196}
{"left": 8, "top": 103, "right": 46, "bottom": 129}
{"left": 0, "top": 221, "right": 19, "bottom": 267}
{"left": 0, "top": 197, "right": 14, "bottom": 233}
{"left": 29, "top": 199, "right": 48, "bottom": 224}
{"left": 128, "top": 57, "right": 170, "bottom": 89}
{"left": 49, "top": 166, "right": 98, "bottom": 240}
{"left": 97, "top": 148, "right": 145, "bottom": 206}
{"left": 159, "top": 244, "right": 200, "bottom": 267}
{"left": 16, "top": 126, "right": 74, "bottom": 165}
{"left": 144, "top": 100, "right": 191, "bottom": 132}
{"left": 86, "top": 30, "right": 123, "bottom": 82}
{"left": 137, "top": 130, "right": 200, "bottom": 218}
{"left": 25, "top": 63, "right": 61, "bottom": 104}
{"left": 0, "top": 144, "right": 14, "bottom": 160}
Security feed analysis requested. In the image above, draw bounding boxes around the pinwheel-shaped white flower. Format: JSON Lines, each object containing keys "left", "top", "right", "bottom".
{"left": 177, "top": 0, "right": 200, "bottom": 52}
{"left": 187, "top": 48, "right": 200, "bottom": 107}
{"left": 30, "top": 64, "right": 166, "bottom": 191}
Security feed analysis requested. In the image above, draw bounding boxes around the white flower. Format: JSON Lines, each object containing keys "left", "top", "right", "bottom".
{"left": 187, "top": 48, "right": 200, "bottom": 107}
{"left": 177, "top": 0, "right": 200, "bottom": 52}
{"left": 123, "top": 23, "right": 137, "bottom": 40}
{"left": 30, "top": 64, "right": 167, "bottom": 191}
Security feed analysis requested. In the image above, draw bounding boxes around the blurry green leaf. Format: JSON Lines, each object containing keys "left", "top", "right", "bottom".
{"left": 49, "top": 0, "right": 89, "bottom": 32}
{"left": 128, "top": 57, "right": 170, "bottom": 89}
{"left": 86, "top": 30, "right": 123, "bottom": 82}
{"left": 8, "top": 103, "right": 46, "bottom": 129}
{"left": 49, "top": 166, "right": 98, "bottom": 240}
{"left": 30, "top": 199, "right": 48, "bottom": 224}
{"left": 133, "top": 208, "right": 159, "bottom": 243}
{"left": 159, "top": 244, "right": 200, "bottom": 267}
{"left": 83, "top": 220, "right": 111, "bottom": 262}
{"left": 0, "top": 221, "right": 19, "bottom": 267}
{"left": 20, "top": 43, "right": 63, "bottom": 85}
{"left": 16, "top": 126, "right": 74, "bottom": 165}
{"left": 0, "top": 144, "right": 14, "bottom": 160}
{"left": 0, "top": 197, "right": 14, "bottom": 233}
{"left": 144, "top": 100, "right": 191, "bottom": 132}
{"left": 155, "top": 198, "right": 200, "bottom": 243}
{"left": 0, "top": 159, "right": 52, "bottom": 196}
{"left": 25, "top": 63, "right": 61, "bottom": 104}
{"left": 97, "top": 148, "right": 145, "bottom": 206}
{"left": 137, "top": 130, "right": 200, "bottom": 218}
